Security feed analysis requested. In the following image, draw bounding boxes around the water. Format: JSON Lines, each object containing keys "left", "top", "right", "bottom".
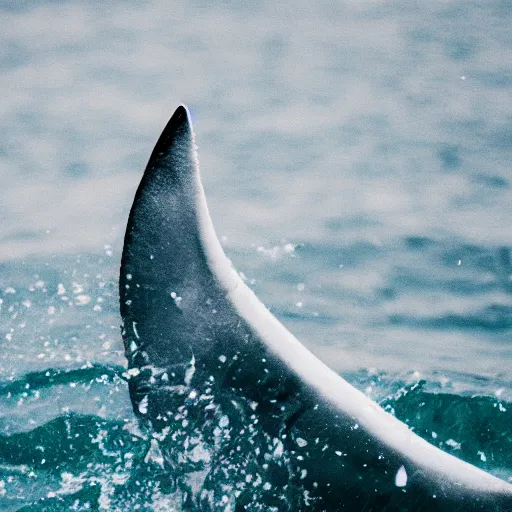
{"left": 0, "top": 0, "right": 511, "bottom": 509}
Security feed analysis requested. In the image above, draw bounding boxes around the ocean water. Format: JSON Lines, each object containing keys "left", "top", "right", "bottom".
{"left": 0, "top": 0, "right": 511, "bottom": 510}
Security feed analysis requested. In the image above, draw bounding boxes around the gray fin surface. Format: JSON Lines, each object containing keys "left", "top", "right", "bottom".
{"left": 120, "top": 106, "right": 512, "bottom": 511}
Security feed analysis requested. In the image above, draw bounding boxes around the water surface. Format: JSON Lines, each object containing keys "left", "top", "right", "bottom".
{"left": 0, "top": 0, "right": 511, "bottom": 509}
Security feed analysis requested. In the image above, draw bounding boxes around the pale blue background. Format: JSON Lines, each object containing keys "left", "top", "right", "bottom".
{"left": 1, "top": 0, "right": 511, "bottom": 397}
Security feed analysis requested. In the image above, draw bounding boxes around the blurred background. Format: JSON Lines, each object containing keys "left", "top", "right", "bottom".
{"left": 0, "top": 0, "right": 511, "bottom": 508}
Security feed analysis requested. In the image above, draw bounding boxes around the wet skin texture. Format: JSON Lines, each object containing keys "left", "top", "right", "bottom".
{"left": 120, "top": 106, "right": 512, "bottom": 511}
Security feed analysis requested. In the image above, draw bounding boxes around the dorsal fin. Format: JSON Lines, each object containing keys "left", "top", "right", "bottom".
{"left": 120, "top": 105, "right": 240, "bottom": 370}
{"left": 120, "top": 106, "right": 512, "bottom": 510}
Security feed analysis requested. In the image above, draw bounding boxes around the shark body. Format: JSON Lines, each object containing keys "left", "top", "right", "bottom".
{"left": 120, "top": 105, "right": 512, "bottom": 511}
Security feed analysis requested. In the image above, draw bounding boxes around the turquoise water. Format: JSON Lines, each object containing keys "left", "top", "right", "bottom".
{"left": 1, "top": 0, "right": 511, "bottom": 509}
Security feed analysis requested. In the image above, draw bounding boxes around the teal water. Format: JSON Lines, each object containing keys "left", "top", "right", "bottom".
{"left": 1, "top": 0, "right": 511, "bottom": 509}
{"left": 1, "top": 243, "right": 511, "bottom": 510}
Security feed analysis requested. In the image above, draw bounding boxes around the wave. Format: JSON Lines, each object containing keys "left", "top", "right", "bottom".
{"left": 0, "top": 366, "right": 510, "bottom": 511}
